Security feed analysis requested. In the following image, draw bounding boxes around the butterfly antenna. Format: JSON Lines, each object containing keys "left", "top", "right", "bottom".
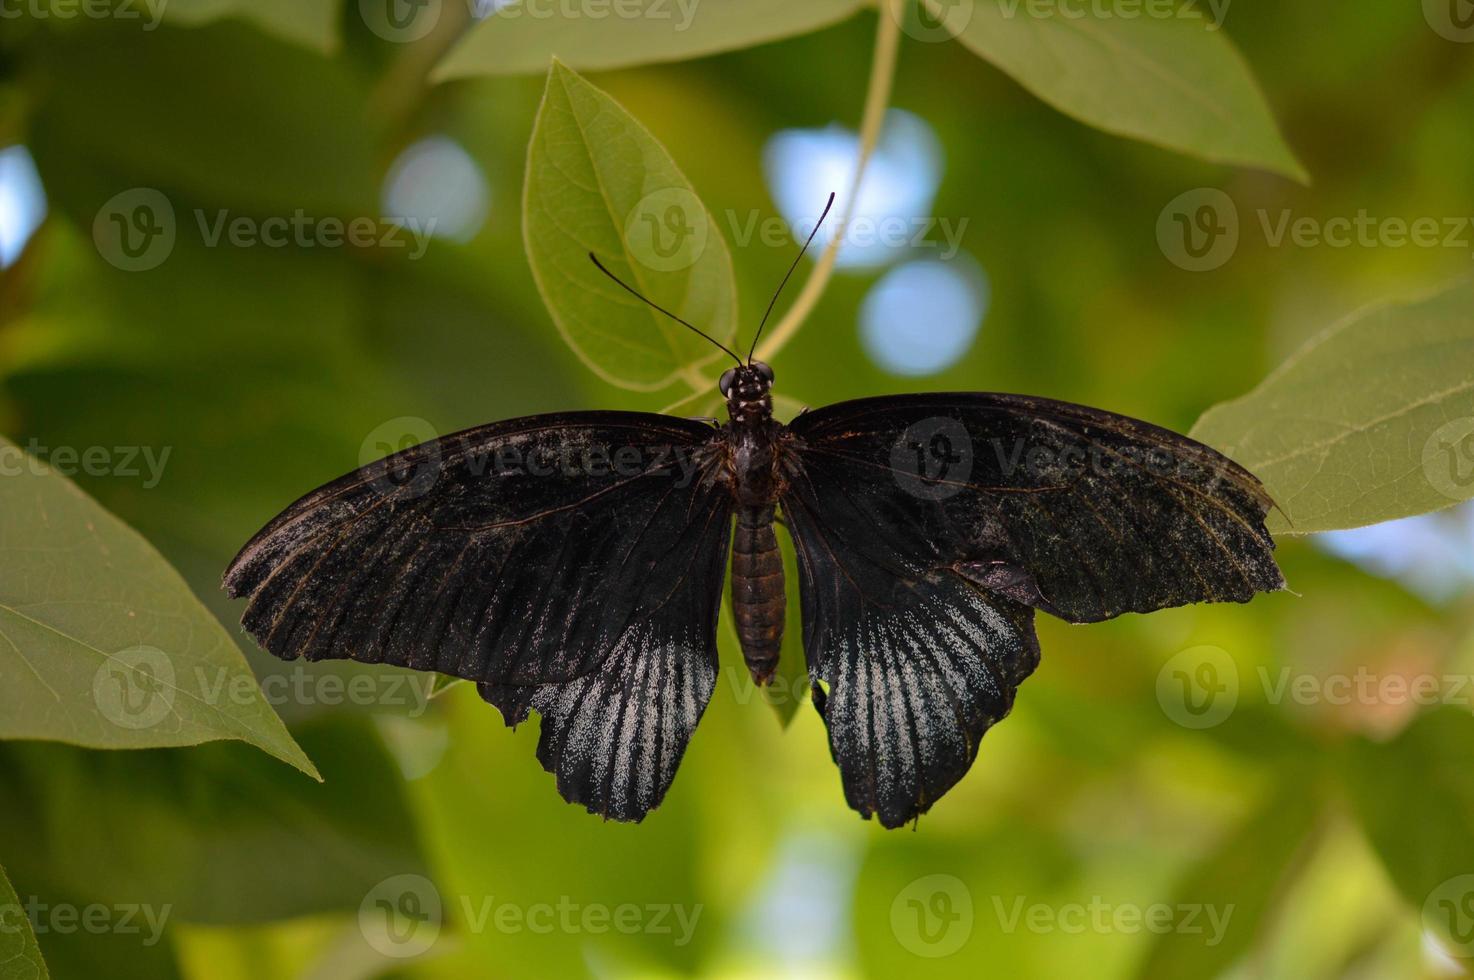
{"left": 588, "top": 253, "right": 743, "bottom": 367}
{"left": 748, "top": 191, "right": 837, "bottom": 364}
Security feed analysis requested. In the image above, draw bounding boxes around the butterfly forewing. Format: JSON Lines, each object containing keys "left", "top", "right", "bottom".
{"left": 224, "top": 411, "right": 732, "bottom": 819}
{"left": 785, "top": 393, "right": 1284, "bottom": 623}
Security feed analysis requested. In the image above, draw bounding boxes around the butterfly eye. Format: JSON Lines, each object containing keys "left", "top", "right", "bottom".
{"left": 754, "top": 362, "right": 775, "bottom": 384}
{"left": 719, "top": 368, "right": 737, "bottom": 397}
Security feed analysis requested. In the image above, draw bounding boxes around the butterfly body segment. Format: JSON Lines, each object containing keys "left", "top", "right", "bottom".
{"left": 720, "top": 360, "right": 791, "bottom": 686}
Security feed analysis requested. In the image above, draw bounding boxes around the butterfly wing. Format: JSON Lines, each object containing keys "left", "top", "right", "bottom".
{"left": 224, "top": 411, "right": 732, "bottom": 820}
{"left": 780, "top": 392, "right": 1283, "bottom": 826}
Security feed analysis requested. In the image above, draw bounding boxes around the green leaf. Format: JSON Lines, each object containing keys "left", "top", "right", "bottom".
{"left": 523, "top": 60, "right": 738, "bottom": 390}
{"left": 0, "top": 717, "right": 427, "bottom": 924}
{"left": 1138, "top": 775, "right": 1321, "bottom": 978}
{"left": 928, "top": 0, "right": 1306, "bottom": 181}
{"left": 1343, "top": 708, "right": 1474, "bottom": 931}
{"left": 434, "top": 0, "right": 869, "bottom": 79}
{"left": 0, "top": 436, "right": 317, "bottom": 779}
{"left": 159, "top": 0, "right": 342, "bottom": 53}
{"left": 1190, "top": 278, "right": 1474, "bottom": 534}
{"left": 0, "top": 864, "right": 48, "bottom": 980}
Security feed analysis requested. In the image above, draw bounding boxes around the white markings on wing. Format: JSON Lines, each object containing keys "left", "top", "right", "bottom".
{"left": 812, "top": 576, "right": 1038, "bottom": 827}
{"left": 525, "top": 621, "right": 717, "bottom": 821}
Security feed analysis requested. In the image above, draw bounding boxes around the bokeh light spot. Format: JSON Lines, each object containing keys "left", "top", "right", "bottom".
{"left": 859, "top": 256, "right": 989, "bottom": 376}
{"left": 738, "top": 830, "right": 856, "bottom": 970}
{"left": 381, "top": 136, "right": 490, "bottom": 244}
{"left": 764, "top": 109, "right": 943, "bottom": 270}
{"left": 0, "top": 145, "right": 47, "bottom": 269}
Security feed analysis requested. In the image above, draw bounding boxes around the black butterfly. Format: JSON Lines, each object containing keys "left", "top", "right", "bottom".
{"left": 224, "top": 197, "right": 1283, "bottom": 828}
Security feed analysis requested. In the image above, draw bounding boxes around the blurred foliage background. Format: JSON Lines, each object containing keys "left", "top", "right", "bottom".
{"left": 1, "top": 1, "right": 1474, "bottom": 978}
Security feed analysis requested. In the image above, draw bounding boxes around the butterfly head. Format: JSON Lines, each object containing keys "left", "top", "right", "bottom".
{"left": 720, "top": 361, "right": 774, "bottom": 422}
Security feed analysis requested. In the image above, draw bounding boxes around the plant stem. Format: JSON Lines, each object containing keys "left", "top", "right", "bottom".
{"left": 751, "top": 3, "right": 901, "bottom": 367}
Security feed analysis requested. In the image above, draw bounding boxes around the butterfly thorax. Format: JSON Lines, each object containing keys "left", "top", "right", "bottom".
{"left": 720, "top": 363, "right": 786, "bottom": 684}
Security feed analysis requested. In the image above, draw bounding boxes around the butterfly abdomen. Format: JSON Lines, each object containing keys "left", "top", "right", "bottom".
{"left": 731, "top": 504, "right": 784, "bottom": 684}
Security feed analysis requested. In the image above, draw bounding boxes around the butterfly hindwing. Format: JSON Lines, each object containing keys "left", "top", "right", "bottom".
{"left": 788, "top": 540, "right": 1041, "bottom": 828}
{"left": 478, "top": 620, "right": 717, "bottom": 822}
{"left": 781, "top": 392, "right": 1283, "bottom": 825}
{"left": 224, "top": 411, "right": 731, "bottom": 820}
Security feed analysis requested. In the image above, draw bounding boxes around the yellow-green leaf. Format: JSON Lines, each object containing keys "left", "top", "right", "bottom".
{"left": 928, "top": 0, "right": 1306, "bottom": 181}
{"left": 0, "top": 437, "right": 318, "bottom": 779}
{"left": 0, "top": 864, "right": 48, "bottom": 980}
{"left": 435, "top": 0, "right": 869, "bottom": 79}
{"left": 524, "top": 60, "right": 738, "bottom": 390}
{"left": 1191, "top": 278, "right": 1474, "bottom": 534}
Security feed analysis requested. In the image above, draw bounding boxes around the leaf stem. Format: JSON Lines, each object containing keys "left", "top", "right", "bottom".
{"left": 751, "top": 3, "right": 901, "bottom": 366}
